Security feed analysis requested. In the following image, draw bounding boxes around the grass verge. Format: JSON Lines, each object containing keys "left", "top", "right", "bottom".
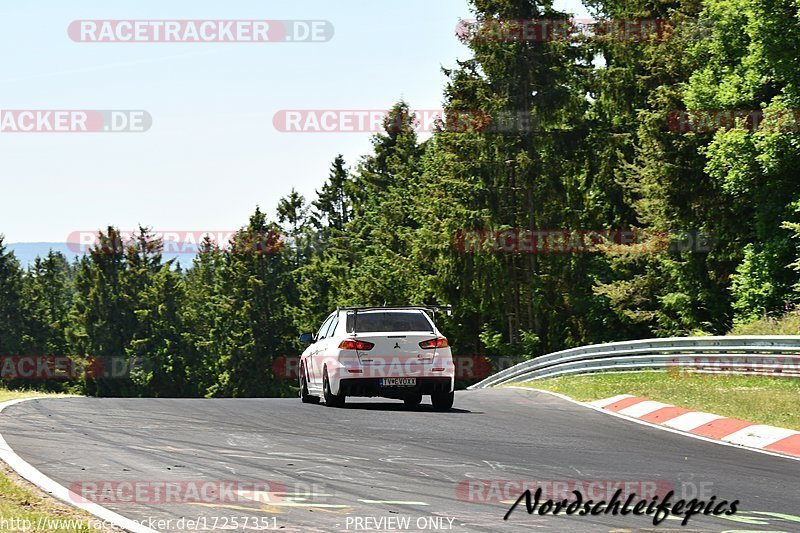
{"left": 510, "top": 372, "right": 800, "bottom": 431}
{"left": 0, "top": 388, "right": 122, "bottom": 532}
{"left": 728, "top": 312, "right": 800, "bottom": 335}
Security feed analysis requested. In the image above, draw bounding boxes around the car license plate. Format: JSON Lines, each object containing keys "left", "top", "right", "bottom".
{"left": 380, "top": 377, "right": 416, "bottom": 387}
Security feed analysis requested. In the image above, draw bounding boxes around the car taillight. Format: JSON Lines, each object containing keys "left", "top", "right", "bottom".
{"left": 338, "top": 339, "right": 375, "bottom": 350}
{"left": 419, "top": 337, "right": 448, "bottom": 349}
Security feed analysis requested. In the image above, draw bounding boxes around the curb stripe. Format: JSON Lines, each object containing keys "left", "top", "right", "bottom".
{"left": 605, "top": 396, "right": 648, "bottom": 412}
{"left": 588, "top": 394, "right": 633, "bottom": 408}
{"left": 663, "top": 411, "right": 724, "bottom": 431}
{"left": 507, "top": 387, "right": 800, "bottom": 462}
{"left": 691, "top": 418, "right": 753, "bottom": 439}
{"left": 640, "top": 406, "right": 692, "bottom": 424}
{"left": 618, "top": 400, "right": 672, "bottom": 418}
{"left": 589, "top": 394, "right": 800, "bottom": 459}
{"left": 765, "top": 434, "right": 800, "bottom": 456}
{"left": 722, "top": 425, "right": 800, "bottom": 449}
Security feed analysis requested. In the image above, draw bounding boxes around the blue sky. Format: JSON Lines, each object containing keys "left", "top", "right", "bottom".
{"left": 1, "top": 0, "right": 589, "bottom": 244}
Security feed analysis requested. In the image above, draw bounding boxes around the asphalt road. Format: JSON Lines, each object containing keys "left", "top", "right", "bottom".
{"left": 0, "top": 389, "right": 798, "bottom": 533}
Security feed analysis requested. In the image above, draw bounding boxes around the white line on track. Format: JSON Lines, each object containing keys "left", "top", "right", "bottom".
{"left": 0, "top": 397, "right": 159, "bottom": 533}
{"left": 358, "top": 499, "right": 430, "bottom": 505}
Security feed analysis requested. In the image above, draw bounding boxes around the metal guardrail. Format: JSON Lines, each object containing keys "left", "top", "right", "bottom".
{"left": 467, "top": 336, "right": 800, "bottom": 389}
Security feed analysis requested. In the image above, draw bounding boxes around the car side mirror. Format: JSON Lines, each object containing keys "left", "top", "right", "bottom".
{"left": 299, "top": 332, "right": 314, "bottom": 344}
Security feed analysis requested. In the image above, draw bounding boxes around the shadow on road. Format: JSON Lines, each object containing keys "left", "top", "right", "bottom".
{"left": 339, "top": 401, "right": 476, "bottom": 414}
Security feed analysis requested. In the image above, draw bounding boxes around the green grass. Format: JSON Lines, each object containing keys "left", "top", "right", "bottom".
{"left": 0, "top": 388, "right": 68, "bottom": 403}
{"left": 0, "top": 470, "right": 108, "bottom": 532}
{"left": 0, "top": 388, "right": 116, "bottom": 532}
{"left": 510, "top": 372, "right": 800, "bottom": 430}
{"left": 729, "top": 311, "right": 800, "bottom": 335}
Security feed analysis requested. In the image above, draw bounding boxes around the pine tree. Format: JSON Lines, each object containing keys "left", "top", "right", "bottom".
{"left": 312, "top": 155, "right": 354, "bottom": 232}
{"left": 128, "top": 263, "right": 189, "bottom": 396}
{"left": 207, "top": 208, "right": 295, "bottom": 397}
{"left": 0, "top": 236, "right": 27, "bottom": 356}
{"left": 23, "top": 251, "right": 74, "bottom": 357}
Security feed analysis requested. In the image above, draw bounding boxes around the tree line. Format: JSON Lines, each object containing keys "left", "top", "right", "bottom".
{"left": 1, "top": 0, "right": 799, "bottom": 396}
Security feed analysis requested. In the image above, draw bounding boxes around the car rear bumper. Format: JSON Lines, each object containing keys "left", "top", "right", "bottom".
{"left": 338, "top": 376, "right": 453, "bottom": 397}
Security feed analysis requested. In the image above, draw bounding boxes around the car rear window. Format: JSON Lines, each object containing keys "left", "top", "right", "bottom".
{"left": 346, "top": 311, "right": 433, "bottom": 333}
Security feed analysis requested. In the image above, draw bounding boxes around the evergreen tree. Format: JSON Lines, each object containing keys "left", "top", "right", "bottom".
{"left": 23, "top": 251, "right": 74, "bottom": 357}
{"left": 0, "top": 236, "right": 27, "bottom": 356}
{"left": 128, "top": 263, "right": 190, "bottom": 396}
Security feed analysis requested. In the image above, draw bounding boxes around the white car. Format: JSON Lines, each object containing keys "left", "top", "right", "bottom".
{"left": 298, "top": 306, "right": 455, "bottom": 410}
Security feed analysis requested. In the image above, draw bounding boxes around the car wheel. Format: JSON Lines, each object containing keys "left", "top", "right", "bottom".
{"left": 431, "top": 391, "right": 454, "bottom": 411}
{"left": 323, "top": 367, "right": 345, "bottom": 408}
{"left": 403, "top": 394, "right": 422, "bottom": 408}
{"left": 300, "top": 370, "right": 319, "bottom": 404}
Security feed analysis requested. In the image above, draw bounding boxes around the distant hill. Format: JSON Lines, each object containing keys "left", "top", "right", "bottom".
{"left": 7, "top": 242, "right": 191, "bottom": 269}
{"left": 6, "top": 243, "right": 82, "bottom": 267}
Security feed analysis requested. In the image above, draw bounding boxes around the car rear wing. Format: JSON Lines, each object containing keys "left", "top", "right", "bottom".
{"left": 338, "top": 305, "right": 453, "bottom": 335}
{"left": 336, "top": 305, "right": 452, "bottom": 316}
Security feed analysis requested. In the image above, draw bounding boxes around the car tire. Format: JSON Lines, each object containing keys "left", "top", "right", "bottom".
{"left": 403, "top": 394, "right": 422, "bottom": 408}
{"left": 431, "top": 391, "right": 454, "bottom": 411}
{"left": 323, "top": 367, "right": 345, "bottom": 408}
{"left": 300, "top": 371, "right": 320, "bottom": 404}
